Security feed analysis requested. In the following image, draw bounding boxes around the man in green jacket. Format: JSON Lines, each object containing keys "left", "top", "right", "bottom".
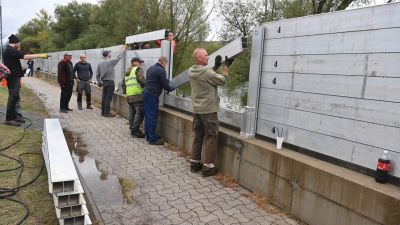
{"left": 188, "top": 48, "right": 233, "bottom": 177}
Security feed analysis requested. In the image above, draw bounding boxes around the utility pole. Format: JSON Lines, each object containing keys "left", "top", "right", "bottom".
{"left": 0, "top": 0, "right": 3, "bottom": 62}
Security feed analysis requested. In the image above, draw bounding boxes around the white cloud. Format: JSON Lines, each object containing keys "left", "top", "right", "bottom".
{"left": 1, "top": 0, "right": 99, "bottom": 43}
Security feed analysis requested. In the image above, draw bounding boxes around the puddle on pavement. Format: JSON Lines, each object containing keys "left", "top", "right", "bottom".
{"left": 64, "top": 130, "right": 134, "bottom": 207}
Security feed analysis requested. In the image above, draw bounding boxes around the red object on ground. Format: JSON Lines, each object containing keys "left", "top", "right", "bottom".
{"left": 1, "top": 79, "right": 7, "bottom": 88}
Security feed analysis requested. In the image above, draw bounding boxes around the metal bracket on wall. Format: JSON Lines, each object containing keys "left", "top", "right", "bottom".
{"left": 244, "top": 26, "right": 266, "bottom": 138}
{"left": 159, "top": 39, "right": 174, "bottom": 106}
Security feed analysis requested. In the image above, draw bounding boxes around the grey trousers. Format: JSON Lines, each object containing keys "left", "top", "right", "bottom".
{"left": 77, "top": 80, "right": 91, "bottom": 106}
{"left": 128, "top": 101, "right": 144, "bottom": 134}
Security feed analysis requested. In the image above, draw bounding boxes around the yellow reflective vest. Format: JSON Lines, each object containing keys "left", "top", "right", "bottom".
{"left": 125, "top": 67, "right": 142, "bottom": 96}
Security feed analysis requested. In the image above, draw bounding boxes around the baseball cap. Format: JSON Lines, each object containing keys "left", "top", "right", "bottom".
{"left": 64, "top": 51, "right": 72, "bottom": 56}
{"left": 131, "top": 57, "right": 144, "bottom": 63}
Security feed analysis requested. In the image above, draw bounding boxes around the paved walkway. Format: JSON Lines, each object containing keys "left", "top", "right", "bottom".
{"left": 24, "top": 77, "right": 299, "bottom": 225}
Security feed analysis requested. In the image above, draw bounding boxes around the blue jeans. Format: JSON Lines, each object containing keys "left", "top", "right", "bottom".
{"left": 28, "top": 67, "right": 34, "bottom": 76}
{"left": 101, "top": 80, "right": 115, "bottom": 115}
{"left": 142, "top": 92, "right": 159, "bottom": 142}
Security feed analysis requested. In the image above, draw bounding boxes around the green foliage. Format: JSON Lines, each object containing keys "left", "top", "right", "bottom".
{"left": 52, "top": 1, "right": 98, "bottom": 49}
{"left": 17, "top": 10, "right": 54, "bottom": 53}
{"left": 218, "top": 0, "right": 264, "bottom": 40}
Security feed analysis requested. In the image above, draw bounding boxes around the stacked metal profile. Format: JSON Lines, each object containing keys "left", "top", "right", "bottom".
{"left": 42, "top": 119, "right": 92, "bottom": 225}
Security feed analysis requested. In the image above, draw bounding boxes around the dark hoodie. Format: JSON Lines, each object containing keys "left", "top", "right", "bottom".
{"left": 189, "top": 65, "right": 227, "bottom": 114}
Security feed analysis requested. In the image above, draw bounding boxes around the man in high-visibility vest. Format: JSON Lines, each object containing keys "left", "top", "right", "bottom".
{"left": 124, "top": 57, "right": 145, "bottom": 138}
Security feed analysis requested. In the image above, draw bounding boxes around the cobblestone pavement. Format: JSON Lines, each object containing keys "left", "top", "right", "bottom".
{"left": 24, "top": 77, "right": 299, "bottom": 225}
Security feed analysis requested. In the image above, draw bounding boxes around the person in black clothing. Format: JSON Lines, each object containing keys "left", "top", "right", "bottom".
{"left": 27, "top": 60, "right": 34, "bottom": 77}
{"left": 58, "top": 52, "right": 74, "bottom": 113}
{"left": 74, "top": 54, "right": 93, "bottom": 110}
{"left": 142, "top": 56, "right": 175, "bottom": 145}
{"left": 3, "top": 34, "right": 48, "bottom": 126}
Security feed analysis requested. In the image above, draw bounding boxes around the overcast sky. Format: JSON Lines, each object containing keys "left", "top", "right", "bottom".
{"left": 1, "top": 0, "right": 223, "bottom": 44}
{"left": 1, "top": 0, "right": 387, "bottom": 45}
{"left": 1, "top": 0, "right": 99, "bottom": 43}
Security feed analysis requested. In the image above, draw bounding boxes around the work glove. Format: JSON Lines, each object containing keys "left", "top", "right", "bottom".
{"left": 213, "top": 55, "right": 222, "bottom": 71}
{"left": 38, "top": 54, "right": 49, "bottom": 59}
{"left": 224, "top": 56, "right": 234, "bottom": 66}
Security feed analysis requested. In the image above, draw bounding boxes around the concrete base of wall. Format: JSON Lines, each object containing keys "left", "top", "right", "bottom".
{"left": 35, "top": 71, "right": 400, "bottom": 225}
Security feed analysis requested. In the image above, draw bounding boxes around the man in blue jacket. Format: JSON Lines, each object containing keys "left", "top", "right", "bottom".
{"left": 143, "top": 56, "right": 175, "bottom": 145}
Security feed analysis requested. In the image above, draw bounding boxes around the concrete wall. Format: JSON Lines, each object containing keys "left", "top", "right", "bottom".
{"left": 35, "top": 70, "right": 400, "bottom": 225}
{"left": 252, "top": 3, "right": 400, "bottom": 178}
{"left": 158, "top": 108, "right": 400, "bottom": 225}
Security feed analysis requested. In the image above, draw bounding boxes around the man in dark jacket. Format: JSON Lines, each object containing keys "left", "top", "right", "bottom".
{"left": 74, "top": 54, "right": 93, "bottom": 110}
{"left": 142, "top": 56, "right": 175, "bottom": 145}
{"left": 27, "top": 60, "right": 34, "bottom": 77}
{"left": 3, "top": 34, "right": 48, "bottom": 126}
{"left": 58, "top": 52, "right": 74, "bottom": 113}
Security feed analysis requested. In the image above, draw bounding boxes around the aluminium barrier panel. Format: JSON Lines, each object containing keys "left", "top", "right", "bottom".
{"left": 125, "top": 29, "right": 168, "bottom": 44}
{"left": 251, "top": 2, "right": 400, "bottom": 178}
{"left": 43, "top": 119, "right": 79, "bottom": 193}
{"left": 42, "top": 119, "right": 92, "bottom": 224}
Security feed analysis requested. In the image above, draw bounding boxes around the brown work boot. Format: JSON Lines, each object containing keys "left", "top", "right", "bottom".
{"left": 202, "top": 167, "right": 218, "bottom": 177}
{"left": 4, "top": 120, "right": 22, "bottom": 126}
{"left": 190, "top": 162, "right": 203, "bottom": 173}
{"left": 103, "top": 113, "right": 115, "bottom": 117}
{"left": 149, "top": 138, "right": 164, "bottom": 145}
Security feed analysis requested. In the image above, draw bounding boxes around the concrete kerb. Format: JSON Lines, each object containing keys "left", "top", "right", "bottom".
{"left": 34, "top": 71, "right": 400, "bottom": 225}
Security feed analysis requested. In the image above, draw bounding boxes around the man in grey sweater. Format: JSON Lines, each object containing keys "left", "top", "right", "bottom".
{"left": 96, "top": 45, "right": 127, "bottom": 117}
{"left": 74, "top": 53, "right": 93, "bottom": 110}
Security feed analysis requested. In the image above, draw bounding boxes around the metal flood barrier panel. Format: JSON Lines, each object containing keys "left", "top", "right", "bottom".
{"left": 248, "top": 2, "right": 400, "bottom": 178}
{"left": 42, "top": 119, "right": 92, "bottom": 225}
{"left": 33, "top": 30, "right": 245, "bottom": 130}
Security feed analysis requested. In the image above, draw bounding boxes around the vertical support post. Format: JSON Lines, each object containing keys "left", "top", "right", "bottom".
{"left": 241, "top": 26, "right": 265, "bottom": 138}
{"left": 160, "top": 40, "right": 173, "bottom": 106}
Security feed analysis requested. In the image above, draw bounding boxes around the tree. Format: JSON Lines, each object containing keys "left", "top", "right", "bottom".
{"left": 17, "top": 9, "right": 54, "bottom": 53}
{"left": 52, "top": 1, "right": 97, "bottom": 49}
{"left": 217, "top": 0, "right": 264, "bottom": 40}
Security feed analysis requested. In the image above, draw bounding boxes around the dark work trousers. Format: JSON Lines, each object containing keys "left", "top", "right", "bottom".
{"left": 77, "top": 80, "right": 92, "bottom": 107}
{"left": 142, "top": 92, "right": 159, "bottom": 142}
{"left": 191, "top": 112, "right": 219, "bottom": 165}
{"left": 28, "top": 67, "right": 34, "bottom": 76}
{"left": 6, "top": 77, "right": 21, "bottom": 121}
{"left": 128, "top": 101, "right": 144, "bottom": 135}
{"left": 16, "top": 79, "right": 22, "bottom": 116}
{"left": 101, "top": 80, "right": 115, "bottom": 115}
{"left": 60, "top": 81, "right": 73, "bottom": 110}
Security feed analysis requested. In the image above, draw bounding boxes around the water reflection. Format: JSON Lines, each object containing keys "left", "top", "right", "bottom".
{"left": 64, "top": 130, "right": 129, "bottom": 207}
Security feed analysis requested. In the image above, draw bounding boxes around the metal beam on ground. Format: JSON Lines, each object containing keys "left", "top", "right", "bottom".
{"left": 43, "top": 119, "right": 79, "bottom": 194}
